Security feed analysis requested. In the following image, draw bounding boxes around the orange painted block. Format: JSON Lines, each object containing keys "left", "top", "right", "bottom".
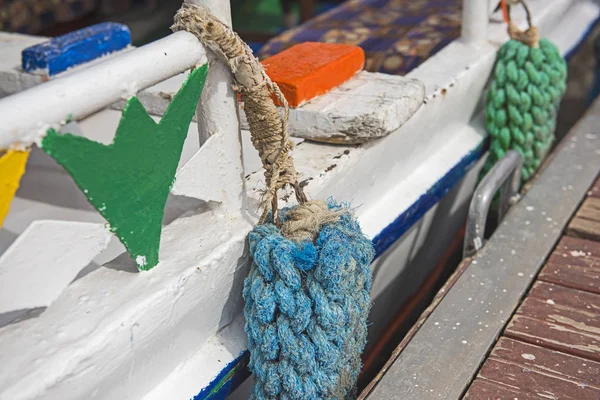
{"left": 261, "top": 42, "right": 365, "bottom": 108}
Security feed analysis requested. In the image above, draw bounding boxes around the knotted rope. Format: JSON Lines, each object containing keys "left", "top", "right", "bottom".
{"left": 482, "top": 0, "right": 567, "bottom": 182}
{"left": 173, "top": 5, "right": 375, "bottom": 399}
{"left": 173, "top": 3, "right": 308, "bottom": 225}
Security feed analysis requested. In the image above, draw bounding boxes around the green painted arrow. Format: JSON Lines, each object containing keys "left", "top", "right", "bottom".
{"left": 41, "top": 65, "right": 208, "bottom": 270}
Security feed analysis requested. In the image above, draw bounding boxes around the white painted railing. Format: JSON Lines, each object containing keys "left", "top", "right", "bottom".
{"left": 0, "top": 32, "right": 207, "bottom": 148}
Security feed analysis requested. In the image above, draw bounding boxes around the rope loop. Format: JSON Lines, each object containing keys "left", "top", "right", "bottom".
{"left": 501, "top": 0, "right": 539, "bottom": 48}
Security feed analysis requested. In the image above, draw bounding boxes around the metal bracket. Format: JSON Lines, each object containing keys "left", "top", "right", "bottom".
{"left": 463, "top": 150, "right": 523, "bottom": 258}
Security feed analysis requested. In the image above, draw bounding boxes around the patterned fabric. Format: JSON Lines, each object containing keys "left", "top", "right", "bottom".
{"left": 258, "top": 0, "right": 462, "bottom": 76}
{"left": 1, "top": 0, "right": 96, "bottom": 33}
{"left": 0, "top": 0, "right": 158, "bottom": 34}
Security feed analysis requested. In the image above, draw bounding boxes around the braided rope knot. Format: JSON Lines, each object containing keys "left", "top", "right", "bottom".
{"left": 244, "top": 201, "right": 374, "bottom": 399}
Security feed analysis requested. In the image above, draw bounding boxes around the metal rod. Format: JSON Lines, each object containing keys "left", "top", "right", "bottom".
{"left": 0, "top": 31, "right": 207, "bottom": 149}
{"left": 463, "top": 150, "right": 523, "bottom": 258}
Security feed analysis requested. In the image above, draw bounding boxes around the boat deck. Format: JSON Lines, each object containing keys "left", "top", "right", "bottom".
{"left": 464, "top": 177, "right": 600, "bottom": 399}
{"left": 361, "top": 97, "right": 600, "bottom": 400}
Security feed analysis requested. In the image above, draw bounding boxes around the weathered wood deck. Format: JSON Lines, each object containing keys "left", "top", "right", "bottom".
{"left": 464, "top": 177, "right": 600, "bottom": 399}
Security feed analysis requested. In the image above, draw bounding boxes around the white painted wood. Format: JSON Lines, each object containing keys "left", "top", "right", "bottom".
{"left": 242, "top": 72, "right": 425, "bottom": 143}
{"left": 0, "top": 38, "right": 426, "bottom": 144}
{"left": 0, "top": 207, "right": 253, "bottom": 400}
{"left": 0, "top": 220, "right": 111, "bottom": 313}
{"left": 187, "top": 0, "right": 234, "bottom": 146}
{"left": 179, "top": 0, "right": 245, "bottom": 210}
{"left": 488, "top": 0, "right": 499, "bottom": 18}
{"left": 0, "top": 196, "right": 125, "bottom": 285}
{"left": 0, "top": 31, "right": 207, "bottom": 148}
{"left": 110, "top": 73, "right": 191, "bottom": 119}
{"left": 489, "top": 0, "right": 505, "bottom": 23}
{"left": 462, "top": 0, "right": 490, "bottom": 44}
{"left": 0, "top": 32, "right": 46, "bottom": 98}
{"left": 172, "top": 132, "right": 241, "bottom": 204}
{"left": 324, "top": 0, "right": 577, "bottom": 239}
{"left": 142, "top": 314, "right": 247, "bottom": 400}
{"left": 111, "top": 71, "right": 426, "bottom": 143}
{"left": 2, "top": 197, "right": 106, "bottom": 233}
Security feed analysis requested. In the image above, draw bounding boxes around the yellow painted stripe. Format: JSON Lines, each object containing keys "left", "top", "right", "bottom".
{"left": 0, "top": 150, "right": 29, "bottom": 227}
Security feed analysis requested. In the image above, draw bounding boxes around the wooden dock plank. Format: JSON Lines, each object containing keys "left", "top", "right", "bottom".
{"left": 489, "top": 337, "right": 600, "bottom": 386}
{"left": 465, "top": 337, "right": 600, "bottom": 399}
{"left": 464, "top": 379, "right": 536, "bottom": 399}
{"left": 477, "top": 358, "right": 600, "bottom": 399}
{"left": 528, "top": 281, "right": 600, "bottom": 316}
{"left": 504, "top": 282, "right": 600, "bottom": 362}
{"left": 539, "top": 236, "right": 600, "bottom": 295}
{"left": 567, "top": 197, "right": 600, "bottom": 242}
{"left": 506, "top": 314, "right": 600, "bottom": 362}
{"left": 540, "top": 264, "right": 600, "bottom": 295}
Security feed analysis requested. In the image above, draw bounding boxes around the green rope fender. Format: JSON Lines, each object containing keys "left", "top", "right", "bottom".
{"left": 483, "top": 3, "right": 568, "bottom": 182}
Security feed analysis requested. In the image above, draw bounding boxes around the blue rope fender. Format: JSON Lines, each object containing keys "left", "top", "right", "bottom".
{"left": 243, "top": 201, "right": 375, "bottom": 399}
{"left": 171, "top": 6, "right": 375, "bottom": 398}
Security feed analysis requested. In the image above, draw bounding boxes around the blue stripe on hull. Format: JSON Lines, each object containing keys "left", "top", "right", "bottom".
{"left": 372, "top": 141, "right": 486, "bottom": 258}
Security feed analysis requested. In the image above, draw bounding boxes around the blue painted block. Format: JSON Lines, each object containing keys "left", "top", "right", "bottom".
{"left": 22, "top": 22, "right": 131, "bottom": 76}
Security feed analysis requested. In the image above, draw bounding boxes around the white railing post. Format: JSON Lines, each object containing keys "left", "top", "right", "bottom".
{"left": 461, "top": 0, "right": 490, "bottom": 44}
{"left": 186, "top": 0, "right": 238, "bottom": 147}
{"left": 178, "top": 0, "right": 246, "bottom": 211}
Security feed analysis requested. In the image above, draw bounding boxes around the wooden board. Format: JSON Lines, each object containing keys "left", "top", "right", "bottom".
{"left": 465, "top": 337, "right": 600, "bottom": 399}
{"left": 589, "top": 177, "right": 600, "bottom": 198}
{"left": 539, "top": 236, "right": 600, "bottom": 294}
{"left": 465, "top": 379, "right": 536, "bottom": 399}
{"left": 567, "top": 197, "right": 600, "bottom": 242}
{"left": 505, "top": 281, "right": 600, "bottom": 362}
{"left": 111, "top": 70, "right": 426, "bottom": 144}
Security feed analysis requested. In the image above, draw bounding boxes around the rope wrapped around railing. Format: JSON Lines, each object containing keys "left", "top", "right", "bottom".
{"left": 173, "top": 4, "right": 375, "bottom": 399}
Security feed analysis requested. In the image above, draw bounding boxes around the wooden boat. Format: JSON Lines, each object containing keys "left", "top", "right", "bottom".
{"left": 0, "top": 0, "right": 598, "bottom": 399}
